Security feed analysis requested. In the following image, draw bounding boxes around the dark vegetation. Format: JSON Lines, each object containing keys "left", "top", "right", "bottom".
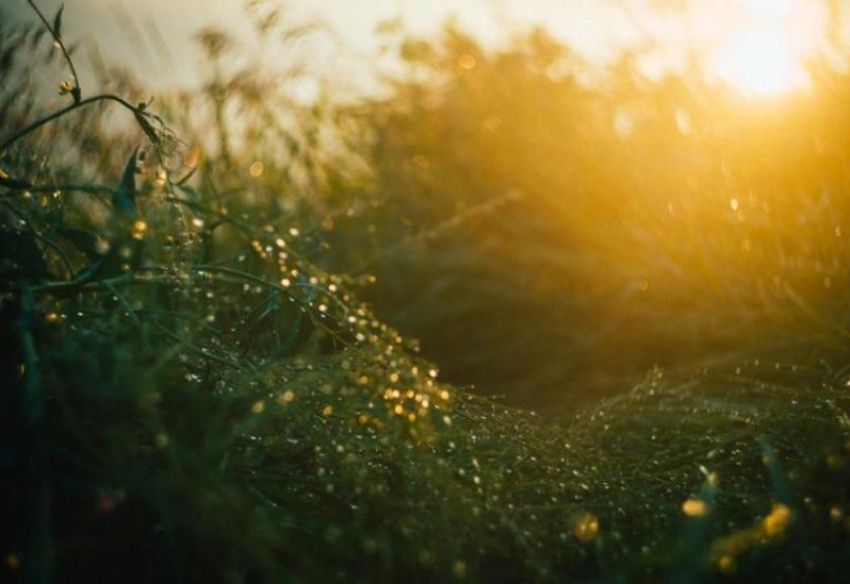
{"left": 1, "top": 2, "right": 850, "bottom": 582}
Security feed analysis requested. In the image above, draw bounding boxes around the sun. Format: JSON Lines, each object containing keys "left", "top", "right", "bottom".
{"left": 707, "top": 0, "right": 813, "bottom": 98}
{"left": 712, "top": 26, "right": 808, "bottom": 97}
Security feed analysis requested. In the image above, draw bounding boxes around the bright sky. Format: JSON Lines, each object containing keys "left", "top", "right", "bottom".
{"left": 5, "top": 0, "right": 842, "bottom": 98}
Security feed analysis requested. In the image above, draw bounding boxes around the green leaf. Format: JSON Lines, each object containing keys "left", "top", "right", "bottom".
{"left": 176, "top": 165, "right": 197, "bottom": 186}
{"left": 53, "top": 4, "right": 64, "bottom": 39}
{"left": 112, "top": 147, "right": 139, "bottom": 215}
{"left": 272, "top": 310, "right": 304, "bottom": 362}
{"left": 134, "top": 112, "right": 160, "bottom": 145}
{"left": 55, "top": 226, "right": 104, "bottom": 261}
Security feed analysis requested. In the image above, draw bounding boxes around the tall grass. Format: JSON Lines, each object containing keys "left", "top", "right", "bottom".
{"left": 332, "top": 24, "right": 850, "bottom": 410}
{"left": 1, "top": 4, "right": 849, "bottom": 583}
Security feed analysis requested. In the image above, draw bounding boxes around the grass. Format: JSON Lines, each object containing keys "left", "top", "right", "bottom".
{"left": 1, "top": 3, "right": 850, "bottom": 582}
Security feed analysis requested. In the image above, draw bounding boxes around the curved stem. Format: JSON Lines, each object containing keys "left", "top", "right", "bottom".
{"left": 27, "top": 0, "right": 81, "bottom": 101}
{"left": 0, "top": 200, "right": 75, "bottom": 276}
{"left": 0, "top": 94, "right": 144, "bottom": 153}
{"left": 0, "top": 183, "right": 116, "bottom": 201}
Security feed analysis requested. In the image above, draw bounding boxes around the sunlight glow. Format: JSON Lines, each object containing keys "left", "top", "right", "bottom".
{"left": 712, "top": 26, "right": 808, "bottom": 97}
{"left": 746, "top": 0, "right": 794, "bottom": 18}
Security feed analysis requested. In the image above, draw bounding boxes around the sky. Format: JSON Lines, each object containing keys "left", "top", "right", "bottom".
{"left": 5, "top": 0, "right": 632, "bottom": 89}
{"left": 3, "top": 0, "right": 842, "bottom": 97}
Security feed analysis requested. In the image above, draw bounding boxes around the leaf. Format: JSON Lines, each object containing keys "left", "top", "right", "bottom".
{"left": 271, "top": 311, "right": 304, "bottom": 362}
{"left": 71, "top": 255, "right": 106, "bottom": 284}
{"left": 55, "top": 226, "right": 105, "bottom": 261}
{"left": 176, "top": 165, "right": 197, "bottom": 186}
{"left": 112, "top": 147, "right": 139, "bottom": 216}
{"left": 53, "top": 4, "right": 64, "bottom": 39}
{"left": 134, "top": 111, "right": 160, "bottom": 145}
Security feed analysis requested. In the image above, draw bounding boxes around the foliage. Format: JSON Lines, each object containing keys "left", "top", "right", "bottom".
{"left": 334, "top": 24, "right": 850, "bottom": 410}
{"left": 1, "top": 5, "right": 849, "bottom": 583}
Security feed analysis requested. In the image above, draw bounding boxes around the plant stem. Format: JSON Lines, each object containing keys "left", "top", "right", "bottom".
{"left": 18, "top": 286, "right": 52, "bottom": 584}
{"left": 0, "top": 94, "right": 145, "bottom": 154}
{"left": 26, "top": 0, "right": 82, "bottom": 101}
{"left": 0, "top": 184, "right": 116, "bottom": 199}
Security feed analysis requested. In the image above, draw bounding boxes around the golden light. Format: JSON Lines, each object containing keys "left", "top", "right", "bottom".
{"left": 746, "top": 0, "right": 793, "bottom": 18}
{"left": 707, "top": 0, "right": 818, "bottom": 98}
{"left": 572, "top": 512, "right": 600, "bottom": 542}
{"left": 681, "top": 497, "right": 708, "bottom": 517}
{"left": 712, "top": 26, "right": 808, "bottom": 97}
{"left": 762, "top": 503, "right": 792, "bottom": 537}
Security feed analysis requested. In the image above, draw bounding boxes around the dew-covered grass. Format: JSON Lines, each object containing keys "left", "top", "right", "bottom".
{"left": 2, "top": 3, "right": 850, "bottom": 583}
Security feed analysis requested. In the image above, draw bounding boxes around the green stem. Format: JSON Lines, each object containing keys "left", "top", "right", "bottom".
{"left": 18, "top": 286, "right": 52, "bottom": 584}
{"left": 26, "top": 0, "right": 82, "bottom": 102}
{"left": 0, "top": 94, "right": 146, "bottom": 153}
{"left": 0, "top": 184, "right": 116, "bottom": 199}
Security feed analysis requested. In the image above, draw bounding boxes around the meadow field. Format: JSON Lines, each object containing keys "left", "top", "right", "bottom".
{"left": 2, "top": 1, "right": 850, "bottom": 581}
